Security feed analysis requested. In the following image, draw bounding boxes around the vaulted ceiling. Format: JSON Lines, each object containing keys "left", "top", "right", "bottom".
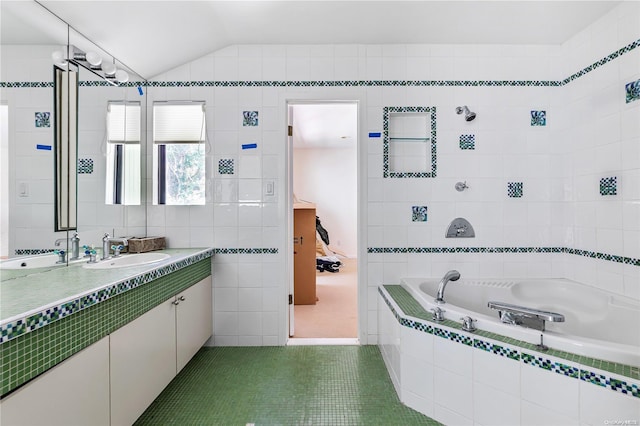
{"left": 1, "top": 1, "right": 622, "bottom": 80}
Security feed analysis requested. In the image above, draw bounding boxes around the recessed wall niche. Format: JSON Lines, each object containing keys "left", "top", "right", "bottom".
{"left": 383, "top": 106, "right": 437, "bottom": 178}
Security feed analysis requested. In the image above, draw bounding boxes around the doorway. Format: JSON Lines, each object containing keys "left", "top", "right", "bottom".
{"left": 287, "top": 101, "right": 359, "bottom": 344}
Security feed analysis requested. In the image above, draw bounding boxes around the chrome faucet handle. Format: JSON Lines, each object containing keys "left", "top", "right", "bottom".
{"left": 431, "top": 307, "right": 445, "bottom": 322}
{"left": 111, "top": 244, "right": 125, "bottom": 257}
{"left": 460, "top": 316, "right": 476, "bottom": 332}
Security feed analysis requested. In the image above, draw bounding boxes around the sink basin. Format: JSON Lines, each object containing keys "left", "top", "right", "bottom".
{"left": 0, "top": 253, "right": 84, "bottom": 270}
{"left": 83, "top": 252, "right": 170, "bottom": 269}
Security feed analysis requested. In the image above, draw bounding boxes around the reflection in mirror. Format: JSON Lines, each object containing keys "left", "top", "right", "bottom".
{"left": 0, "top": 1, "right": 147, "bottom": 260}
{"left": 105, "top": 101, "right": 141, "bottom": 205}
{"left": 53, "top": 63, "right": 78, "bottom": 232}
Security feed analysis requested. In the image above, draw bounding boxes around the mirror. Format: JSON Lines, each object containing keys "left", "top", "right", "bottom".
{"left": 0, "top": 2, "right": 147, "bottom": 261}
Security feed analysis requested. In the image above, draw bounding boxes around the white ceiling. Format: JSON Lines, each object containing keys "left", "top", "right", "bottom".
{"left": 1, "top": 1, "right": 623, "bottom": 80}
{"left": 291, "top": 103, "right": 358, "bottom": 149}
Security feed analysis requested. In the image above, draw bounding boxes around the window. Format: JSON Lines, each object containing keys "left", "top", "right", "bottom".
{"left": 106, "top": 101, "right": 141, "bottom": 205}
{"left": 153, "top": 102, "right": 206, "bottom": 205}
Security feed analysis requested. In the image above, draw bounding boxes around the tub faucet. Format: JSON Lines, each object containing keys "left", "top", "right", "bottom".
{"left": 435, "top": 270, "right": 461, "bottom": 304}
{"left": 55, "top": 232, "right": 81, "bottom": 260}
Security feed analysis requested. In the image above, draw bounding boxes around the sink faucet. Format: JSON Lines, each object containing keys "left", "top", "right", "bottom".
{"left": 55, "top": 232, "right": 81, "bottom": 261}
{"left": 435, "top": 270, "right": 461, "bottom": 304}
{"left": 101, "top": 233, "right": 129, "bottom": 260}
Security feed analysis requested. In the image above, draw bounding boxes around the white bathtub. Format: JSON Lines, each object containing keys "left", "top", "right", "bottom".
{"left": 401, "top": 277, "right": 640, "bottom": 367}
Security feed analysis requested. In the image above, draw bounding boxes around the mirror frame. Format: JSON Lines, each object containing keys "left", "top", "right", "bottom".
{"left": 53, "top": 63, "right": 78, "bottom": 232}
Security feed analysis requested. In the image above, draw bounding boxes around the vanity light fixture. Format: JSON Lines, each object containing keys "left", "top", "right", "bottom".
{"left": 52, "top": 45, "right": 129, "bottom": 86}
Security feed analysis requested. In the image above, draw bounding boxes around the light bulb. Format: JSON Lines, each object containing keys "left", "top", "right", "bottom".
{"left": 51, "top": 50, "right": 66, "bottom": 66}
{"left": 102, "top": 62, "right": 116, "bottom": 76}
{"left": 115, "top": 69, "right": 129, "bottom": 83}
{"left": 85, "top": 51, "right": 102, "bottom": 67}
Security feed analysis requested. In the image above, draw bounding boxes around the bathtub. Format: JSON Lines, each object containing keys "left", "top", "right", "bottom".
{"left": 401, "top": 277, "right": 640, "bottom": 367}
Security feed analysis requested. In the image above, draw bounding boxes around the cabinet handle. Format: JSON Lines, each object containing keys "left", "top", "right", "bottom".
{"left": 179, "top": 296, "right": 186, "bottom": 302}
{"left": 172, "top": 300, "right": 180, "bottom": 306}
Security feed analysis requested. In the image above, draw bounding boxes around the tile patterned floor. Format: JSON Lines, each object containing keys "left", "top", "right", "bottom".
{"left": 135, "top": 345, "right": 440, "bottom": 425}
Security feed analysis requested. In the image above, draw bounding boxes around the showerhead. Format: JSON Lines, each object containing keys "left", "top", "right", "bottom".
{"left": 456, "top": 105, "right": 476, "bottom": 121}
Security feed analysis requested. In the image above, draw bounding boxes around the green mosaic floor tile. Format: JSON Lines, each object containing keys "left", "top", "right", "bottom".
{"left": 135, "top": 346, "right": 440, "bottom": 426}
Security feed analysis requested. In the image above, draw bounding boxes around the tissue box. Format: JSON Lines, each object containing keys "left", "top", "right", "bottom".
{"left": 127, "top": 237, "right": 166, "bottom": 253}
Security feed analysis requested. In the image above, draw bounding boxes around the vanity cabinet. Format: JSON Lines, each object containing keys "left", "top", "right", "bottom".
{"left": 110, "top": 275, "right": 212, "bottom": 426}
{"left": 0, "top": 337, "right": 110, "bottom": 426}
{"left": 176, "top": 276, "right": 213, "bottom": 372}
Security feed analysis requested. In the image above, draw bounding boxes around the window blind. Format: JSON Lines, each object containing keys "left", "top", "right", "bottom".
{"left": 107, "top": 102, "right": 141, "bottom": 144}
{"left": 153, "top": 102, "right": 206, "bottom": 143}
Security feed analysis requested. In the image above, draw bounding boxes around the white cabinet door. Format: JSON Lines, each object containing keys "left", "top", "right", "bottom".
{"left": 176, "top": 276, "right": 213, "bottom": 372}
{"left": 0, "top": 337, "right": 110, "bottom": 426}
{"left": 110, "top": 298, "right": 177, "bottom": 426}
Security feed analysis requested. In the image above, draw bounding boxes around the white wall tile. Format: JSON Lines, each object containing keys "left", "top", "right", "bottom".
{"left": 521, "top": 400, "right": 579, "bottom": 426}
{"left": 520, "top": 363, "right": 580, "bottom": 420}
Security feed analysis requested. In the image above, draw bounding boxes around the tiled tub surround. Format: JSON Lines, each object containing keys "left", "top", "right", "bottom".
{"left": 0, "top": 248, "right": 214, "bottom": 396}
{"left": 378, "top": 285, "right": 640, "bottom": 425}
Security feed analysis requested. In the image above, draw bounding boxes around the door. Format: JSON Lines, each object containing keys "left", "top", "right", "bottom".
{"left": 287, "top": 100, "right": 359, "bottom": 341}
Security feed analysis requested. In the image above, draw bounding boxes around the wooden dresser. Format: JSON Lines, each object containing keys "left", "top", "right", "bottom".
{"left": 293, "top": 202, "right": 317, "bottom": 304}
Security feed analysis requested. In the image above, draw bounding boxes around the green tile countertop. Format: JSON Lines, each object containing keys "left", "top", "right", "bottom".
{"left": 0, "top": 248, "right": 213, "bottom": 325}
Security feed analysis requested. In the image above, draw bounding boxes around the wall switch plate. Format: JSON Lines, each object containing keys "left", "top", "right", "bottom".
{"left": 18, "top": 182, "right": 29, "bottom": 197}
{"left": 265, "top": 180, "right": 275, "bottom": 196}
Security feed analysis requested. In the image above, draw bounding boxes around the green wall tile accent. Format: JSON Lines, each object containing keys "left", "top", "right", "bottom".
{"left": 379, "top": 285, "right": 639, "bottom": 398}
{"left": 0, "top": 259, "right": 211, "bottom": 397}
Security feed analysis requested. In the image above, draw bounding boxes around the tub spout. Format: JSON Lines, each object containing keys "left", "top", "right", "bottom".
{"left": 435, "top": 270, "right": 460, "bottom": 304}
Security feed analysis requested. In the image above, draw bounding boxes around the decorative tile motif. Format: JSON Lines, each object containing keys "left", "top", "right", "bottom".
{"left": 508, "top": 182, "right": 524, "bottom": 198}
{"left": 14, "top": 249, "right": 54, "bottom": 256}
{"left": 213, "top": 248, "right": 278, "bottom": 254}
{"left": 531, "top": 110, "right": 546, "bottom": 126}
{"left": 459, "top": 134, "right": 475, "bottom": 150}
{"left": 411, "top": 206, "right": 428, "bottom": 222}
{"left": 78, "top": 158, "right": 93, "bottom": 174}
{"left": 367, "top": 247, "right": 640, "bottom": 266}
{"left": 242, "top": 111, "right": 259, "bottom": 126}
{"left": 599, "top": 176, "right": 617, "bottom": 196}
{"left": 581, "top": 370, "right": 607, "bottom": 387}
{"left": 625, "top": 79, "right": 640, "bottom": 103}
{"left": 35, "top": 112, "right": 50, "bottom": 128}
{"left": 218, "top": 159, "right": 234, "bottom": 175}
{"left": 610, "top": 378, "right": 640, "bottom": 398}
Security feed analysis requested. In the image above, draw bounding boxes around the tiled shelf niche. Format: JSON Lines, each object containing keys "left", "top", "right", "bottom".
{"left": 383, "top": 106, "right": 437, "bottom": 178}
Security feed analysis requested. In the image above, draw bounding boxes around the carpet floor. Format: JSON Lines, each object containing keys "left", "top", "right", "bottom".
{"left": 293, "top": 258, "right": 357, "bottom": 338}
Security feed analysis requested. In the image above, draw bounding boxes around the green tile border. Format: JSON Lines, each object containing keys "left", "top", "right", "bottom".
{"left": 0, "top": 259, "right": 211, "bottom": 397}
{"left": 379, "top": 285, "right": 639, "bottom": 399}
{"left": 367, "top": 246, "right": 640, "bottom": 267}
